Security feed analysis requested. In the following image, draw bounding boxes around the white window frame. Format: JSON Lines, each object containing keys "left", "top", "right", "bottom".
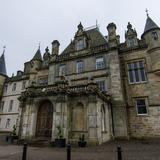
{"left": 96, "top": 57, "right": 105, "bottom": 70}
{"left": 127, "top": 60, "right": 147, "bottom": 84}
{"left": 59, "top": 64, "right": 66, "bottom": 76}
{"left": 96, "top": 81, "right": 106, "bottom": 91}
{"left": 135, "top": 98, "right": 148, "bottom": 115}
{"left": 76, "top": 61, "right": 83, "bottom": 73}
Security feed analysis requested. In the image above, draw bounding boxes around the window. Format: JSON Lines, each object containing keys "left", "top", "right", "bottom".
{"left": 59, "top": 64, "right": 66, "bottom": 76}
{"left": 5, "top": 118, "right": 11, "bottom": 128}
{"left": 0, "top": 101, "right": 4, "bottom": 112}
{"left": 38, "top": 76, "right": 48, "bottom": 85}
{"left": 22, "top": 81, "right": 26, "bottom": 90}
{"left": 127, "top": 60, "right": 147, "bottom": 83}
{"left": 3, "top": 85, "right": 8, "bottom": 93}
{"left": 8, "top": 100, "right": 13, "bottom": 112}
{"left": 96, "top": 57, "right": 104, "bottom": 70}
{"left": 152, "top": 32, "right": 158, "bottom": 40}
{"left": 97, "top": 81, "right": 106, "bottom": 91}
{"left": 76, "top": 61, "right": 83, "bottom": 73}
{"left": 12, "top": 83, "right": 16, "bottom": 91}
{"left": 76, "top": 39, "right": 86, "bottom": 51}
{"left": 136, "top": 98, "right": 148, "bottom": 115}
{"left": 127, "top": 38, "right": 137, "bottom": 47}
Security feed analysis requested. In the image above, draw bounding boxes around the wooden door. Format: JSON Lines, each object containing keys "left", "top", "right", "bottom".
{"left": 36, "top": 101, "right": 53, "bottom": 137}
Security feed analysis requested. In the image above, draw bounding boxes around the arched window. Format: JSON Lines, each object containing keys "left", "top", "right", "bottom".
{"left": 101, "top": 104, "right": 106, "bottom": 132}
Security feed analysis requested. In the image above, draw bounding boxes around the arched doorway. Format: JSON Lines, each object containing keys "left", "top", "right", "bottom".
{"left": 36, "top": 100, "right": 53, "bottom": 138}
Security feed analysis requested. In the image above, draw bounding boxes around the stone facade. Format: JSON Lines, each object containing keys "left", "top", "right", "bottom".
{"left": 0, "top": 15, "right": 160, "bottom": 145}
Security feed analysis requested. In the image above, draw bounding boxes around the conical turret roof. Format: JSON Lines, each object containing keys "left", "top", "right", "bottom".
{"left": 143, "top": 16, "right": 160, "bottom": 35}
{"left": 0, "top": 53, "right": 7, "bottom": 76}
{"left": 32, "top": 48, "right": 42, "bottom": 61}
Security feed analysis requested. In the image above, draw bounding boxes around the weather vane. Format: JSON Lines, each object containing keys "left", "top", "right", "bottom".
{"left": 146, "top": 8, "right": 149, "bottom": 17}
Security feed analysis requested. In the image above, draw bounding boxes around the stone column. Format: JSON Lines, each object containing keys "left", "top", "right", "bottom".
{"left": 51, "top": 94, "right": 68, "bottom": 141}
{"left": 88, "top": 94, "right": 99, "bottom": 145}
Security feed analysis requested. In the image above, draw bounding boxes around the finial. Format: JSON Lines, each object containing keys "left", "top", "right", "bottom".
{"left": 127, "top": 22, "right": 132, "bottom": 29}
{"left": 146, "top": 8, "right": 149, "bottom": 17}
{"left": 45, "top": 46, "right": 49, "bottom": 53}
{"left": 78, "top": 22, "right": 83, "bottom": 30}
{"left": 96, "top": 19, "right": 98, "bottom": 27}
{"left": 3, "top": 46, "right": 6, "bottom": 54}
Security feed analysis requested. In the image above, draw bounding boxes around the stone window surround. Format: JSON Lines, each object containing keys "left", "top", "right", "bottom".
{"left": 126, "top": 59, "right": 147, "bottom": 84}
{"left": 134, "top": 97, "right": 149, "bottom": 116}
{"left": 75, "top": 38, "right": 86, "bottom": 51}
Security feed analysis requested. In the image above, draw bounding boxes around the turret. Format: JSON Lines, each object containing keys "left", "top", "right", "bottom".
{"left": 30, "top": 47, "right": 42, "bottom": 73}
{"left": 141, "top": 15, "right": 160, "bottom": 50}
{"left": 0, "top": 47, "right": 7, "bottom": 97}
{"left": 107, "top": 23, "right": 120, "bottom": 47}
{"left": 51, "top": 40, "right": 60, "bottom": 56}
{"left": 141, "top": 14, "right": 160, "bottom": 75}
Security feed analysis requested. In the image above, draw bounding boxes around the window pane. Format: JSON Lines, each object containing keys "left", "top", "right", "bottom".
{"left": 128, "top": 63, "right": 132, "bottom": 70}
{"left": 140, "top": 69, "right": 146, "bottom": 81}
{"left": 96, "top": 58, "right": 104, "bottom": 70}
{"left": 97, "top": 81, "right": 106, "bottom": 91}
{"left": 77, "top": 61, "right": 83, "bottom": 73}
{"left": 129, "top": 70, "right": 134, "bottom": 83}
{"left": 133, "top": 62, "right": 138, "bottom": 69}
{"left": 134, "top": 69, "right": 139, "bottom": 82}
{"left": 139, "top": 61, "right": 144, "bottom": 68}
{"left": 137, "top": 106, "right": 147, "bottom": 114}
{"left": 137, "top": 99, "right": 145, "bottom": 106}
{"left": 59, "top": 65, "right": 66, "bottom": 76}
{"left": 136, "top": 99, "right": 147, "bottom": 114}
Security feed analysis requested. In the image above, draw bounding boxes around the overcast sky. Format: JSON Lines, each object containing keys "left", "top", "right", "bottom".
{"left": 0, "top": 0, "right": 159, "bottom": 76}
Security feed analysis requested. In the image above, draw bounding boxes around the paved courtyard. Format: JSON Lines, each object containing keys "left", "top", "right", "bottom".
{"left": 0, "top": 140, "right": 160, "bottom": 160}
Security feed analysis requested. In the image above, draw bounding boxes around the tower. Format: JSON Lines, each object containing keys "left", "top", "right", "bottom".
{"left": 0, "top": 47, "right": 7, "bottom": 97}
{"left": 141, "top": 14, "right": 160, "bottom": 75}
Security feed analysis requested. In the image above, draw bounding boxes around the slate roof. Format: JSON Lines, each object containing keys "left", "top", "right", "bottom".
{"left": 61, "top": 28, "right": 107, "bottom": 55}
{"left": 0, "top": 53, "right": 7, "bottom": 76}
{"left": 143, "top": 16, "right": 160, "bottom": 34}
{"left": 32, "top": 48, "right": 42, "bottom": 61}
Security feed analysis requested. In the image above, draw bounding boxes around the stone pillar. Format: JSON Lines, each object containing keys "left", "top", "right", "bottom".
{"left": 88, "top": 94, "right": 99, "bottom": 145}
{"left": 52, "top": 94, "right": 68, "bottom": 141}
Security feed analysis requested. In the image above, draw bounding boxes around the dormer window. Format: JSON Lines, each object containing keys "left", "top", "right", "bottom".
{"left": 76, "top": 39, "right": 86, "bottom": 51}
{"left": 127, "top": 38, "right": 137, "bottom": 48}
{"left": 152, "top": 32, "right": 158, "bottom": 40}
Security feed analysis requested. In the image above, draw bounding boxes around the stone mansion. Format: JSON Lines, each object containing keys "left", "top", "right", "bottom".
{"left": 0, "top": 15, "right": 160, "bottom": 145}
